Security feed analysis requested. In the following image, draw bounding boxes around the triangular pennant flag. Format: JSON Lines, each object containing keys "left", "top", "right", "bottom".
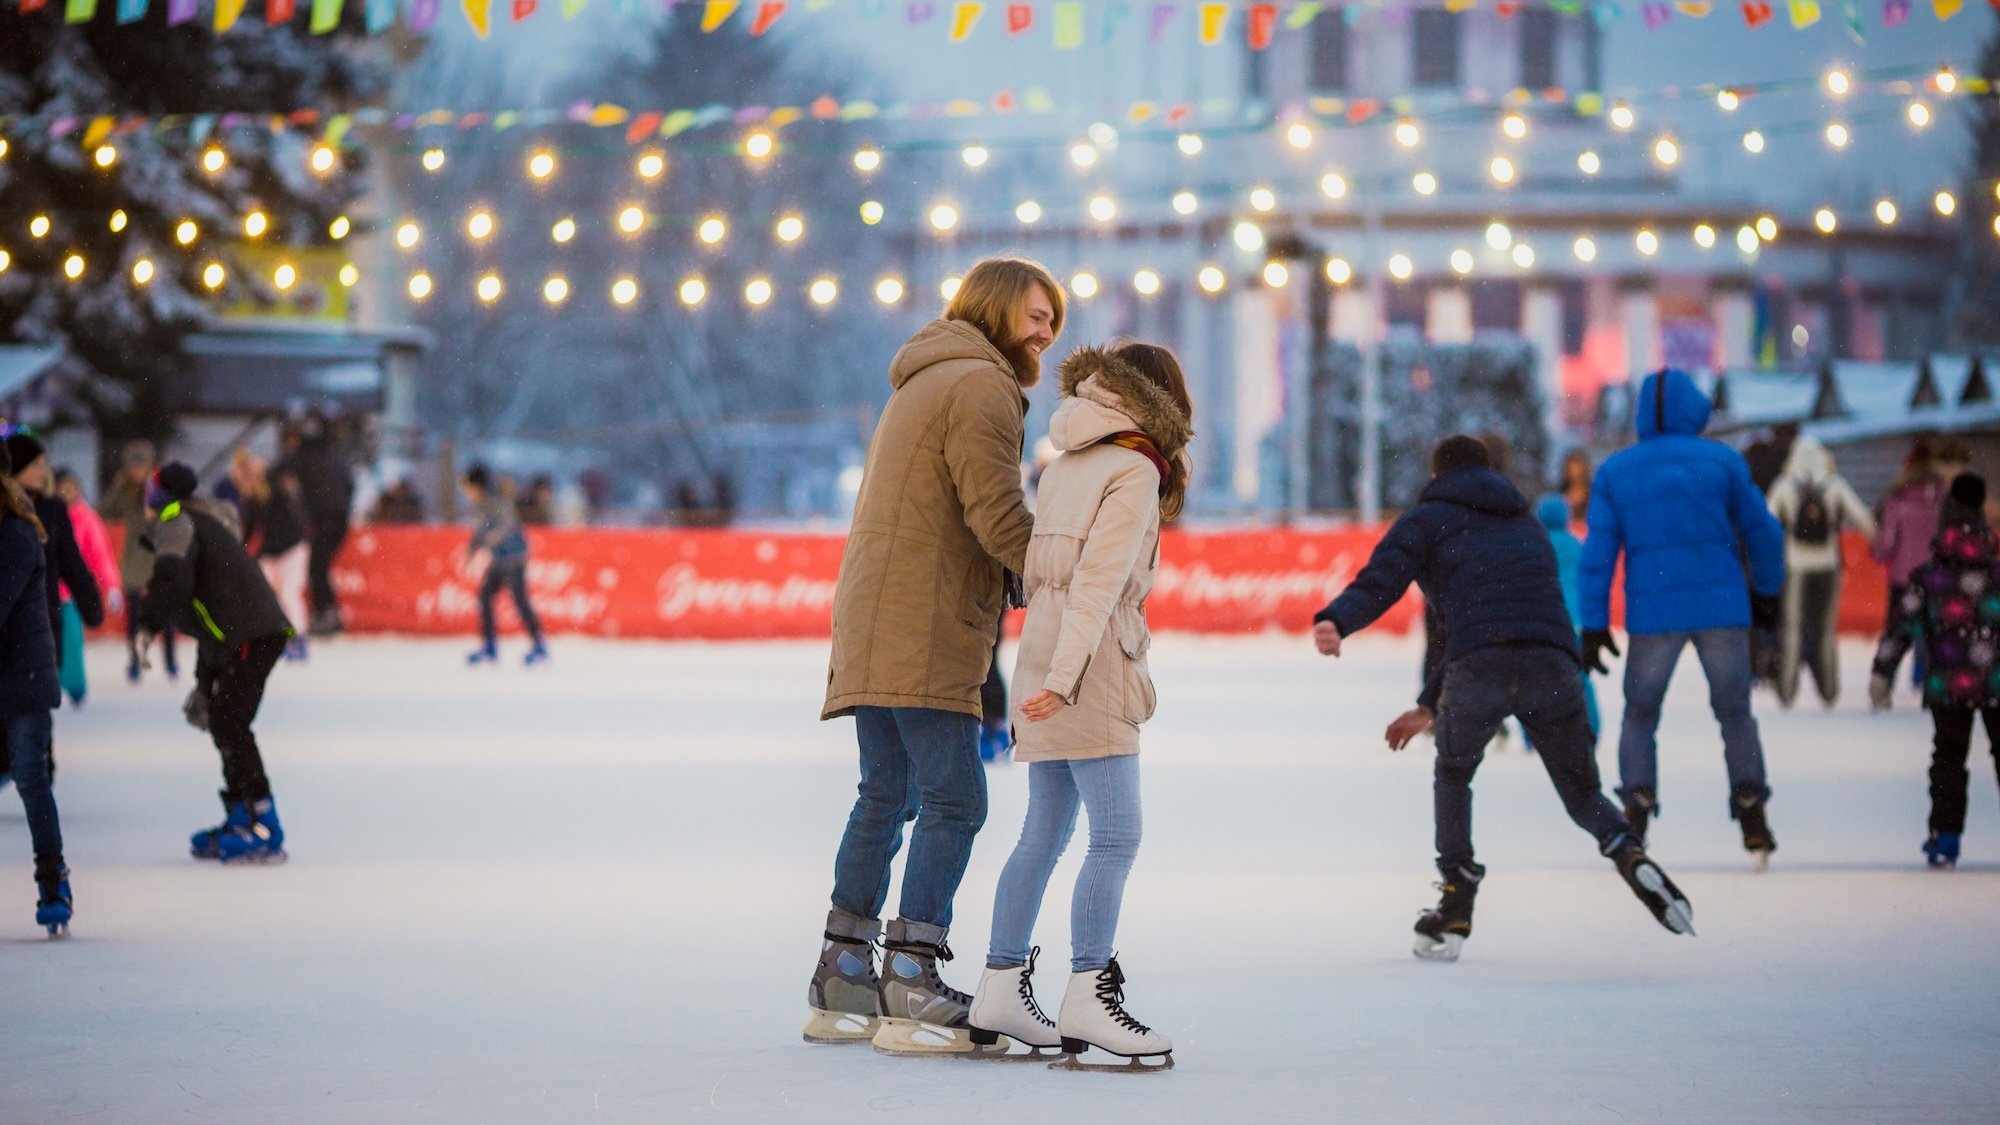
{"left": 64, "top": 0, "right": 97, "bottom": 22}
{"left": 267, "top": 0, "right": 296, "bottom": 23}
{"left": 215, "top": 0, "right": 247, "bottom": 29}
{"left": 561, "top": 0, "right": 585, "bottom": 15}
{"left": 1842, "top": 0, "right": 1865, "bottom": 35}
{"left": 1445, "top": 0, "right": 1476, "bottom": 11}
{"left": 1789, "top": 0, "right": 1819, "bottom": 24}
{"left": 700, "top": 0, "right": 737, "bottom": 29}
{"left": 1675, "top": 0, "right": 1712, "bottom": 13}
{"left": 625, "top": 111, "right": 664, "bottom": 142}
{"left": 512, "top": 0, "right": 535, "bottom": 18}
{"left": 1149, "top": 0, "right": 1174, "bottom": 39}
{"left": 1642, "top": 1, "right": 1670, "bottom": 25}
{"left": 1882, "top": 0, "right": 1909, "bottom": 24}
{"left": 20, "top": 0, "right": 48, "bottom": 12}
{"left": 1935, "top": 0, "right": 1962, "bottom": 16}
{"left": 1100, "top": 0, "right": 1129, "bottom": 42}
{"left": 166, "top": 0, "right": 196, "bottom": 19}
{"left": 1247, "top": 1, "right": 1277, "bottom": 47}
{"left": 310, "top": 0, "right": 343, "bottom": 31}
{"left": 81, "top": 116, "right": 114, "bottom": 148}
{"left": 905, "top": 0, "right": 932, "bottom": 21}
{"left": 364, "top": 0, "right": 395, "bottom": 30}
{"left": 115, "top": 0, "right": 145, "bottom": 24}
{"left": 1286, "top": 0, "right": 1321, "bottom": 26}
{"left": 462, "top": 0, "right": 491, "bottom": 35}
{"left": 948, "top": 0, "right": 981, "bottom": 39}
{"left": 750, "top": 0, "right": 784, "bottom": 32}
{"left": 1053, "top": 0, "right": 1083, "bottom": 46}
{"left": 1741, "top": 0, "right": 1773, "bottom": 24}
{"left": 410, "top": 0, "right": 441, "bottom": 29}
{"left": 1496, "top": 0, "right": 1521, "bottom": 14}
{"left": 1005, "top": 1, "right": 1029, "bottom": 32}
{"left": 1593, "top": 0, "right": 1622, "bottom": 23}
{"left": 1198, "top": 1, "right": 1228, "bottom": 43}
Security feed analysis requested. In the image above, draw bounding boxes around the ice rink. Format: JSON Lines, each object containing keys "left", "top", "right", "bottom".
{"left": 3, "top": 634, "right": 1996, "bottom": 1122}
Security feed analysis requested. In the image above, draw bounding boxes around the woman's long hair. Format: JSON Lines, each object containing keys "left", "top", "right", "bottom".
{"left": 2, "top": 478, "right": 46, "bottom": 542}
{"left": 1110, "top": 341, "right": 1195, "bottom": 523}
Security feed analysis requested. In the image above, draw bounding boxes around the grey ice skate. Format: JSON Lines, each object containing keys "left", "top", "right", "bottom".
{"left": 872, "top": 919, "right": 1001, "bottom": 1057}
{"left": 804, "top": 910, "right": 881, "bottom": 1044}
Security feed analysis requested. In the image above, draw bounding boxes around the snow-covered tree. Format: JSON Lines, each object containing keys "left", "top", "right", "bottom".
{"left": 0, "top": 7, "right": 385, "bottom": 464}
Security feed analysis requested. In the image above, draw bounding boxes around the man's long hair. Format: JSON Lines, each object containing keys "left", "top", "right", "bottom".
{"left": 945, "top": 256, "right": 1066, "bottom": 387}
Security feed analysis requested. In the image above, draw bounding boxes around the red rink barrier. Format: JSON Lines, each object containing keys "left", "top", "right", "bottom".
{"left": 103, "top": 526, "right": 1887, "bottom": 640}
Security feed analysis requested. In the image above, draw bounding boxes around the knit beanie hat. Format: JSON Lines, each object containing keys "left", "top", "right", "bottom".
{"left": 3, "top": 430, "right": 44, "bottom": 477}
{"left": 1941, "top": 472, "right": 1988, "bottom": 528}
{"left": 146, "top": 461, "right": 199, "bottom": 510}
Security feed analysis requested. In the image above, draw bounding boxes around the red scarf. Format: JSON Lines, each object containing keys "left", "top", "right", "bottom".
{"left": 1099, "top": 431, "right": 1171, "bottom": 496}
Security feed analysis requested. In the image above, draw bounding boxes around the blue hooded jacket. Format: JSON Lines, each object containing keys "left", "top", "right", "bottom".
{"left": 1536, "top": 494, "right": 1584, "bottom": 628}
{"left": 1317, "top": 466, "right": 1581, "bottom": 708}
{"left": 1580, "top": 368, "right": 1786, "bottom": 635}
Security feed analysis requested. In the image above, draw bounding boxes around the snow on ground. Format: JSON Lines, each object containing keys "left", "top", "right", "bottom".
{"left": 2, "top": 634, "right": 1996, "bottom": 1122}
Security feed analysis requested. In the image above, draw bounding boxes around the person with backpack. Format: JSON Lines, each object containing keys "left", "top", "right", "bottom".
{"left": 1767, "top": 435, "right": 1875, "bottom": 709}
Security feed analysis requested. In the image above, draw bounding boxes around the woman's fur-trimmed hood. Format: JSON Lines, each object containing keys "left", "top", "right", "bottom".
{"left": 1048, "top": 345, "right": 1194, "bottom": 456}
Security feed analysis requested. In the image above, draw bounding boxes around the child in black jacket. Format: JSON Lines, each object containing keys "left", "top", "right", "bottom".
{"left": 1312, "top": 435, "right": 1693, "bottom": 961}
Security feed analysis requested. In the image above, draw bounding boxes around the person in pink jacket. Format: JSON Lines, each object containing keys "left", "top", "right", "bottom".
{"left": 965, "top": 342, "right": 1192, "bottom": 1072}
{"left": 54, "top": 468, "right": 120, "bottom": 706}
{"left": 1870, "top": 438, "right": 1946, "bottom": 709}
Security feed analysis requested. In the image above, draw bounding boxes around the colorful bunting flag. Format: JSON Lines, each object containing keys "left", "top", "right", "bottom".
{"left": 1005, "top": 1, "right": 1029, "bottom": 33}
{"left": 1053, "top": 0, "right": 1083, "bottom": 47}
{"left": 1496, "top": 0, "right": 1521, "bottom": 15}
{"left": 267, "top": 0, "right": 296, "bottom": 23}
{"left": 20, "top": 0, "right": 48, "bottom": 12}
{"left": 1285, "top": 1, "right": 1321, "bottom": 27}
{"left": 1789, "top": 0, "right": 1820, "bottom": 24}
{"left": 906, "top": 0, "right": 932, "bottom": 21}
{"left": 1248, "top": 2, "right": 1278, "bottom": 48}
{"left": 115, "top": 0, "right": 144, "bottom": 23}
{"left": 1445, "top": 0, "right": 1477, "bottom": 11}
{"left": 215, "top": 0, "right": 247, "bottom": 29}
{"left": 1642, "top": 1, "right": 1671, "bottom": 25}
{"left": 1741, "top": 0, "right": 1774, "bottom": 24}
{"left": 1842, "top": 0, "right": 1864, "bottom": 36}
{"left": 1149, "top": 1, "right": 1175, "bottom": 39}
{"left": 410, "top": 0, "right": 441, "bottom": 29}
{"left": 700, "top": 0, "right": 737, "bottom": 30}
{"left": 512, "top": 0, "right": 536, "bottom": 19}
{"left": 1934, "top": 0, "right": 1962, "bottom": 15}
{"left": 463, "top": 0, "right": 491, "bottom": 35}
{"left": 311, "top": 0, "right": 344, "bottom": 31}
{"left": 948, "top": 1, "right": 980, "bottom": 39}
{"left": 1882, "top": 0, "right": 1910, "bottom": 25}
{"left": 1676, "top": 0, "right": 1713, "bottom": 13}
{"left": 750, "top": 0, "right": 785, "bottom": 32}
{"left": 1100, "top": 0, "right": 1129, "bottom": 43}
{"left": 561, "top": 0, "right": 585, "bottom": 15}
{"left": 1198, "top": 1, "right": 1227, "bottom": 43}
{"left": 364, "top": 0, "right": 396, "bottom": 30}
{"left": 64, "top": 0, "right": 96, "bottom": 22}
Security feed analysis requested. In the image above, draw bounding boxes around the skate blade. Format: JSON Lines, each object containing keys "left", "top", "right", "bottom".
{"left": 802, "top": 1009, "right": 878, "bottom": 1044}
{"left": 1749, "top": 849, "right": 1771, "bottom": 874}
{"left": 1633, "top": 863, "right": 1697, "bottom": 936}
{"left": 870, "top": 1018, "right": 996, "bottom": 1057}
{"left": 964, "top": 1043, "right": 1064, "bottom": 1063}
{"left": 1412, "top": 933, "right": 1464, "bottom": 962}
{"left": 43, "top": 922, "right": 68, "bottom": 939}
{"left": 1050, "top": 1051, "right": 1174, "bottom": 1074}
{"left": 219, "top": 851, "right": 288, "bottom": 867}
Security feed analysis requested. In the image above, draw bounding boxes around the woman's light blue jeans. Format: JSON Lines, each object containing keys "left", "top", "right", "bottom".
{"left": 987, "top": 755, "right": 1142, "bottom": 974}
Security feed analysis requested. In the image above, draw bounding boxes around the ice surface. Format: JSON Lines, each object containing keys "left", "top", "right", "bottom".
{"left": 3, "top": 636, "right": 1996, "bottom": 1122}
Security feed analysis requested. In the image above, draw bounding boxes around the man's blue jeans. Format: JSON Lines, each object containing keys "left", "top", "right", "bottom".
{"left": 1618, "top": 629, "right": 1770, "bottom": 806}
{"left": 5, "top": 710, "right": 62, "bottom": 860}
{"left": 830, "top": 706, "right": 986, "bottom": 937}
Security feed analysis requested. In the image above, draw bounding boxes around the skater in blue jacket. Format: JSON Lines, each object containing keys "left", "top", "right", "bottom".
{"left": 1579, "top": 368, "right": 1787, "bottom": 868}
{"left": 462, "top": 465, "right": 547, "bottom": 667}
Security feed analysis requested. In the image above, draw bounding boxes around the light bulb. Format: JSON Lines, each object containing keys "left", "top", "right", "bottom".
{"left": 1501, "top": 112, "right": 1528, "bottom": 140}
{"left": 1756, "top": 215, "right": 1779, "bottom": 240}
{"left": 407, "top": 272, "right": 432, "bottom": 300}
{"left": 1325, "top": 258, "right": 1352, "bottom": 285}
{"left": 131, "top": 258, "right": 154, "bottom": 285}
{"left": 1489, "top": 156, "right": 1516, "bottom": 185}
{"left": 1485, "top": 221, "right": 1512, "bottom": 250}
{"left": 1172, "top": 191, "right": 1199, "bottom": 216}
{"left": 1876, "top": 199, "right": 1898, "bottom": 225}
{"left": 809, "top": 277, "right": 838, "bottom": 306}
{"left": 1936, "top": 190, "right": 1958, "bottom": 217}
{"left": 273, "top": 263, "right": 297, "bottom": 291}
{"left": 1743, "top": 130, "right": 1766, "bottom": 154}
{"left": 1511, "top": 243, "right": 1535, "bottom": 269}
{"left": 204, "top": 262, "right": 228, "bottom": 290}
{"left": 109, "top": 209, "right": 127, "bottom": 233}
{"left": 1653, "top": 137, "right": 1679, "bottom": 166}
{"left": 961, "top": 144, "right": 989, "bottom": 168}
{"left": 1133, "top": 269, "right": 1162, "bottom": 296}
{"left": 1736, "top": 226, "right": 1759, "bottom": 253}
{"left": 612, "top": 277, "right": 639, "bottom": 306}
{"left": 637, "top": 152, "right": 666, "bottom": 180}
{"left": 1909, "top": 102, "right": 1933, "bottom": 129}
{"left": 310, "top": 145, "right": 337, "bottom": 175}
{"left": 551, "top": 218, "right": 576, "bottom": 243}
{"left": 396, "top": 221, "right": 420, "bottom": 249}
{"left": 1814, "top": 207, "right": 1837, "bottom": 234}
{"left": 1573, "top": 236, "right": 1597, "bottom": 263}
{"left": 1449, "top": 249, "right": 1474, "bottom": 275}
{"left": 1826, "top": 68, "right": 1851, "bottom": 97}
{"left": 338, "top": 263, "right": 358, "bottom": 287}
{"left": 1015, "top": 200, "right": 1043, "bottom": 224}
{"left": 328, "top": 216, "right": 350, "bottom": 240}
{"left": 1177, "top": 133, "right": 1204, "bottom": 157}
{"left": 243, "top": 211, "right": 268, "bottom": 238}
{"left": 853, "top": 147, "right": 882, "bottom": 173}
{"left": 1319, "top": 173, "right": 1347, "bottom": 199}
{"left": 1286, "top": 122, "right": 1314, "bottom": 149}
{"left": 1071, "top": 272, "right": 1099, "bottom": 299}
{"left": 1413, "top": 172, "right": 1438, "bottom": 196}
{"left": 618, "top": 206, "right": 646, "bottom": 234}
{"left": 1198, "top": 266, "right": 1226, "bottom": 294}
{"left": 175, "top": 220, "right": 198, "bottom": 246}
{"left": 1248, "top": 187, "right": 1276, "bottom": 212}
{"left": 421, "top": 148, "right": 445, "bottom": 172}
{"left": 859, "top": 201, "right": 885, "bottom": 225}
{"left": 1694, "top": 223, "right": 1716, "bottom": 249}
{"left": 1394, "top": 119, "right": 1421, "bottom": 148}
{"left": 1088, "top": 195, "right": 1117, "bottom": 223}
{"left": 775, "top": 215, "right": 804, "bottom": 243}
{"left": 93, "top": 144, "right": 116, "bottom": 169}
{"left": 1262, "top": 261, "right": 1291, "bottom": 288}
{"left": 1717, "top": 89, "right": 1740, "bottom": 112}
{"left": 467, "top": 210, "right": 495, "bottom": 240}
{"left": 23, "top": 216, "right": 44, "bottom": 241}
{"left": 1233, "top": 221, "right": 1265, "bottom": 253}
{"left": 543, "top": 276, "right": 570, "bottom": 305}
{"left": 745, "top": 278, "right": 773, "bottom": 306}
{"left": 1070, "top": 143, "right": 1098, "bottom": 168}
{"left": 1938, "top": 67, "right": 1959, "bottom": 94}
{"left": 1636, "top": 229, "right": 1660, "bottom": 256}
{"left": 1578, "top": 150, "right": 1601, "bottom": 175}
{"left": 1610, "top": 103, "right": 1635, "bottom": 130}
{"left": 527, "top": 150, "right": 556, "bottom": 180}
{"left": 875, "top": 277, "right": 905, "bottom": 305}
{"left": 1387, "top": 255, "right": 1414, "bottom": 281}
{"left": 698, "top": 217, "right": 727, "bottom": 245}
{"left": 939, "top": 276, "right": 961, "bottom": 301}
{"left": 680, "top": 277, "right": 707, "bottom": 307}
{"left": 744, "top": 132, "right": 774, "bottom": 160}
{"left": 476, "top": 272, "right": 503, "bottom": 303}
{"left": 202, "top": 147, "right": 227, "bottom": 173}
{"left": 929, "top": 204, "right": 959, "bottom": 231}
{"left": 1826, "top": 122, "right": 1850, "bottom": 149}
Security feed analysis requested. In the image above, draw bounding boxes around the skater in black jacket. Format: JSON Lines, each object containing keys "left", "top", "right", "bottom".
{"left": 138, "top": 463, "right": 295, "bottom": 865}
{"left": 0, "top": 435, "right": 71, "bottom": 935}
{"left": 1311, "top": 435, "right": 1695, "bottom": 961}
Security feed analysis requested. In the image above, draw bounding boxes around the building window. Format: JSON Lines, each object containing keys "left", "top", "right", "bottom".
{"left": 1387, "top": 282, "right": 1430, "bottom": 329}
{"left": 1469, "top": 280, "right": 1522, "bottom": 332}
{"left": 1519, "top": 10, "right": 1558, "bottom": 90}
{"left": 1310, "top": 10, "right": 1350, "bottom": 93}
{"left": 1411, "top": 10, "right": 1462, "bottom": 88}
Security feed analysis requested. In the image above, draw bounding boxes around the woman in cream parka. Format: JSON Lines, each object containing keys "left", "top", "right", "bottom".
{"left": 966, "top": 342, "right": 1192, "bottom": 1070}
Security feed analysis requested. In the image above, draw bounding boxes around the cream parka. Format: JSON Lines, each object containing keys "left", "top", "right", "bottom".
{"left": 1011, "top": 347, "right": 1193, "bottom": 762}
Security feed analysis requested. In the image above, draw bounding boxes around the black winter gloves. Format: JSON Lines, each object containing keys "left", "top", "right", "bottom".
{"left": 1751, "top": 593, "right": 1782, "bottom": 630}
{"left": 1581, "top": 629, "right": 1620, "bottom": 676}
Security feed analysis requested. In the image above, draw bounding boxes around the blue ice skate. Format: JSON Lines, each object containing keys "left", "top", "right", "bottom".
{"left": 524, "top": 642, "right": 550, "bottom": 667}
{"left": 1924, "top": 832, "right": 1960, "bottom": 870}
{"left": 467, "top": 644, "right": 499, "bottom": 666}
{"left": 34, "top": 859, "right": 70, "bottom": 938}
{"left": 190, "top": 795, "right": 252, "bottom": 860}
{"left": 217, "top": 798, "right": 287, "bottom": 865}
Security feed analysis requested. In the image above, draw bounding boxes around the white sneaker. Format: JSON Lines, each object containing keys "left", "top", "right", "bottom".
{"left": 967, "top": 949, "right": 1060, "bottom": 1050}
{"left": 1056, "top": 959, "right": 1171, "bottom": 1060}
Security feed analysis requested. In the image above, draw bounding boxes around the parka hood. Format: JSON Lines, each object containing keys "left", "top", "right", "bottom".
{"left": 1778, "top": 434, "right": 1836, "bottom": 484}
{"left": 888, "top": 319, "right": 1021, "bottom": 396}
{"left": 1535, "top": 494, "right": 1572, "bottom": 531}
{"left": 1421, "top": 466, "right": 1529, "bottom": 516}
{"left": 1048, "top": 345, "right": 1195, "bottom": 456}
{"left": 1635, "top": 368, "right": 1712, "bottom": 440}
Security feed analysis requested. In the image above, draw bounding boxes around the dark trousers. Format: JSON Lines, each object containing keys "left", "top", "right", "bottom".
{"left": 207, "top": 636, "right": 286, "bottom": 803}
{"left": 1873, "top": 582, "right": 1922, "bottom": 686}
{"left": 979, "top": 615, "right": 1008, "bottom": 728}
{"left": 125, "top": 586, "right": 178, "bottom": 673}
{"left": 1929, "top": 707, "right": 2000, "bottom": 835}
{"left": 1433, "top": 643, "right": 1632, "bottom": 875}
{"left": 478, "top": 561, "right": 544, "bottom": 648}
{"left": 1778, "top": 568, "right": 1841, "bottom": 707}
{"left": 307, "top": 519, "right": 350, "bottom": 620}
{"left": 5, "top": 709, "right": 61, "bottom": 860}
